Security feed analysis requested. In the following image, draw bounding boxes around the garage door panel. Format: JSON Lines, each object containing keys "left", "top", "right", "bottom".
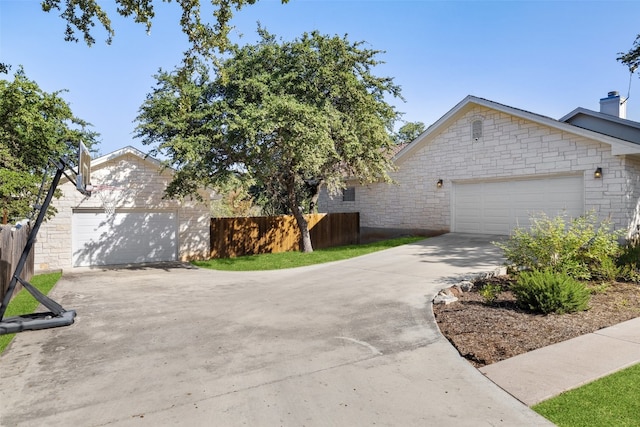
{"left": 457, "top": 191, "right": 481, "bottom": 202}
{"left": 484, "top": 223, "right": 511, "bottom": 235}
{"left": 73, "top": 211, "right": 178, "bottom": 267}
{"left": 454, "top": 176, "right": 584, "bottom": 235}
{"left": 483, "top": 207, "right": 509, "bottom": 217}
{"left": 484, "top": 194, "right": 507, "bottom": 204}
{"left": 511, "top": 193, "right": 535, "bottom": 202}
{"left": 513, "top": 208, "right": 540, "bottom": 218}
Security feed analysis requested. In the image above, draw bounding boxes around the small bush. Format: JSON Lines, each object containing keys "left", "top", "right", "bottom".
{"left": 588, "top": 282, "right": 611, "bottom": 295}
{"left": 618, "top": 236, "right": 640, "bottom": 264}
{"left": 596, "top": 257, "right": 621, "bottom": 282}
{"left": 617, "top": 264, "right": 640, "bottom": 283}
{"left": 479, "top": 283, "right": 502, "bottom": 305}
{"left": 511, "top": 269, "right": 590, "bottom": 314}
{"left": 495, "top": 212, "right": 623, "bottom": 280}
{"left": 616, "top": 238, "right": 640, "bottom": 282}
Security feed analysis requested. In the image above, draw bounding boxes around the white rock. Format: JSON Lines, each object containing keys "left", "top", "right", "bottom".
{"left": 433, "top": 293, "right": 459, "bottom": 305}
{"left": 459, "top": 281, "right": 474, "bottom": 292}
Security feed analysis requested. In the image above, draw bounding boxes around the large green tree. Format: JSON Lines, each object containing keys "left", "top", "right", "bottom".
{"left": 41, "top": 0, "right": 288, "bottom": 55}
{"left": 210, "top": 175, "right": 261, "bottom": 218}
{"left": 136, "top": 29, "right": 402, "bottom": 252}
{"left": 393, "top": 121, "right": 425, "bottom": 145}
{"left": 0, "top": 67, "right": 98, "bottom": 224}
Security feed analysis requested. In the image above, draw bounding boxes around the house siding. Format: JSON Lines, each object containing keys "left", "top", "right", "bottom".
{"left": 35, "top": 152, "right": 210, "bottom": 271}
{"left": 320, "top": 105, "right": 635, "bottom": 234}
{"left": 623, "top": 155, "right": 640, "bottom": 237}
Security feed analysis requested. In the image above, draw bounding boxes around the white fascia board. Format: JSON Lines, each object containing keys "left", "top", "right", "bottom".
{"left": 92, "top": 145, "right": 165, "bottom": 169}
{"left": 559, "top": 108, "right": 583, "bottom": 123}
{"left": 394, "top": 95, "right": 476, "bottom": 165}
{"left": 610, "top": 139, "right": 640, "bottom": 155}
{"left": 560, "top": 107, "right": 640, "bottom": 130}
{"left": 492, "top": 101, "right": 640, "bottom": 155}
{"left": 394, "top": 96, "right": 640, "bottom": 165}
{"left": 60, "top": 146, "right": 159, "bottom": 186}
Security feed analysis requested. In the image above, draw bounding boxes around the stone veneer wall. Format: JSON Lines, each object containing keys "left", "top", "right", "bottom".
{"left": 35, "top": 152, "right": 210, "bottom": 271}
{"left": 320, "top": 105, "right": 637, "bottom": 234}
{"left": 622, "top": 155, "right": 640, "bottom": 237}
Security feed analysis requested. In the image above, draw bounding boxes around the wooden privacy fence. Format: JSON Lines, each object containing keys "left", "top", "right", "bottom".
{"left": 0, "top": 224, "right": 33, "bottom": 301}
{"left": 210, "top": 212, "right": 360, "bottom": 258}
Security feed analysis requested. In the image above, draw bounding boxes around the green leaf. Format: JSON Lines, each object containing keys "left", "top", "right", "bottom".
{"left": 136, "top": 28, "right": 402, "bottom": 251}
{"left": 0, "top": 67, "right": 98, "bottom": 223}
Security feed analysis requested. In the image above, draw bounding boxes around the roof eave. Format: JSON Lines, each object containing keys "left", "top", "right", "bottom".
{"left": 560, "top": 107, "right": 640, "bottom": 130}
{"left": 393, "top": 96, "right": 640, "bottom": 164}
{"left": 92, "top": 146, "right": 165, "bottom": 169}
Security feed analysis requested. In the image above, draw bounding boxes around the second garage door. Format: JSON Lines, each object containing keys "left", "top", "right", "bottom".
{"left": 72, "top": 211, "right": 178, "bottom": 267}
{"left": 453, "top": 175, "right": 584, "bottom": 235}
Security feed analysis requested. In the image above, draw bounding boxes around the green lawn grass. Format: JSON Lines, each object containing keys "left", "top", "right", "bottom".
{"left": 533, "top": 362, "right": 640, "bottom": 427}
{"left": 0, "top": 271, "right": 62, "bottom": 354}
{"left": 192, "top": 236, "right": 426, "bottom": 271}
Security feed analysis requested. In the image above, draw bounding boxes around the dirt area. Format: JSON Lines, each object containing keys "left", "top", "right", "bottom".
{"left": 433, "top": 276, "right": 640, "bottom": 367}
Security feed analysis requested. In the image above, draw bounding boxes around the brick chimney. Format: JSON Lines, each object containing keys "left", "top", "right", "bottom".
{"left": 600, "top": 91, "right": 627, "bottom": 119}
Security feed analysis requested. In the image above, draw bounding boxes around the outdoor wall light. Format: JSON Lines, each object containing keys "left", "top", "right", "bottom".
{"left": 594, "top": 167, "right": 603, "bottom": 179}
{"left": 437, "top": 179, "right": 444, "bottom": 188}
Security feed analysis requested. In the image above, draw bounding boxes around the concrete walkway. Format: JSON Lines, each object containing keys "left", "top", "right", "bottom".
{"left": 481, "top": 316, "right": 640, "bottom": 406}
{"left": 0, "top": 233, "right": 551, "bottom": 426}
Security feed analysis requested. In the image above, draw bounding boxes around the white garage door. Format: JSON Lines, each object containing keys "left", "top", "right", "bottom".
{"left": 72, "top": 211, "right": 178, "bottom": 267}
{"left": 453, "top": 175, "right": 584, "bottom": 235}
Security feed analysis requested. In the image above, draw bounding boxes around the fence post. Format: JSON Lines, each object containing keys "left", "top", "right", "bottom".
{"left": 0, "top": 224, "right": 33, "bottom": 302}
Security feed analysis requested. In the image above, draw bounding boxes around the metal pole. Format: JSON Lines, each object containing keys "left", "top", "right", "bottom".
{"left": 0, "top": 162, "right": 64, "bottom": 320}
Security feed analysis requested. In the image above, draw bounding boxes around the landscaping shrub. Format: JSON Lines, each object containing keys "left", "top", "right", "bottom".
{"left": 511, "top": 269, "right": 590, "bottom": 314}
{"left": 617, "top": 264, "right": 640, "bottom": 283}
{"left": 597, "top": 256, "right": 621, "bottom": 282}
{"left": 478, "top": 282, "right": 502, "bottom": 305}
{"left": 495, "top": 212, "right": 623, "bottom": 280}
{"left": 616, "top": 238, "right": 640, "bottom": 282}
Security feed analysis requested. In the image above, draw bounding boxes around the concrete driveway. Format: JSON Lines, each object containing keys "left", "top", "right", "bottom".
{"left": 0, "top": 233, "right": 551, "bottom": 426}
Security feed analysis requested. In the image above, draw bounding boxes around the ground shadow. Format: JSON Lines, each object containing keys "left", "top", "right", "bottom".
{"left": 412, "top": 233, "right": 507, "bottom": 268}
{"left": 73, "top": 211, "right": 178, "bottom": 268}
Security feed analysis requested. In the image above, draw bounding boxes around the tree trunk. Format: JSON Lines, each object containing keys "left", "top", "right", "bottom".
{"left": 285, "top": 173, "right": 314, "bottom": 253}
{"left": 291, "top": 204, "right": 313, "bottom": 253}
{"left": 308, "top": 179, "right": 324, "bottom": 213}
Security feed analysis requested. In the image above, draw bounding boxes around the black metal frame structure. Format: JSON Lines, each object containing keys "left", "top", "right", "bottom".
{"left": 0, "top": 158, "right": 79, "bottom": 335}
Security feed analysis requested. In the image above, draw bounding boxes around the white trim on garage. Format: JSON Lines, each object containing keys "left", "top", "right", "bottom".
{"left": 452, "top": 174, "right": 584, "bottom": 235}
{"left": 72, "top": 209, "right": 178, "bottom": 267}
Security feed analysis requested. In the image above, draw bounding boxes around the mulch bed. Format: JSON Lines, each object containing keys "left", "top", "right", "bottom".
{"left": 432, "top": 276, "right": 640, "bottom": 367}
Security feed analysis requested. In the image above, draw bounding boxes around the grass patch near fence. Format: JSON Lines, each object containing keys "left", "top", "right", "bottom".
{"left": 192, "top": 236, "right": 426, "bottom": 271}
{"left": 0, "top": 272, "right": 62, "bottom": 354}
{"left": 533, "top": 362, "right": 640, "bottom": 427}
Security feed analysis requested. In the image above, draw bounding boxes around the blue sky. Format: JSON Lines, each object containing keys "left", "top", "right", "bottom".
{"left": 2, "top": 0, "right": 640, "bottom": 156}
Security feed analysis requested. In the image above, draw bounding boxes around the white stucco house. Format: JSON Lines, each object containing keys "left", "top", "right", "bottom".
{"left": 320, "top": 92, "right": 640, "bottom": 238}
{"left": 35, "top": 146, "right": 211, "bottom": 271}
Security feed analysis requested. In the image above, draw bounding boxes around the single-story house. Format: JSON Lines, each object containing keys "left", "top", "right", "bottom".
{"left": 35, "top": 146, "right": 210, "bottom": 271}
{"left": 320, "top": 92, "right": 640, "bottom": 238}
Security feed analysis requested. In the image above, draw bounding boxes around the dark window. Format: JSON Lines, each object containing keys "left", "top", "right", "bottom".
{"left": 342, "top": 187, "right": 355, "bottom": 202}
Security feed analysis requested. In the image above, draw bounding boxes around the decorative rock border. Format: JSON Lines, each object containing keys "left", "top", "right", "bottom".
{"left": 433, "top": 267, "right": 507, "bottom": 305}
